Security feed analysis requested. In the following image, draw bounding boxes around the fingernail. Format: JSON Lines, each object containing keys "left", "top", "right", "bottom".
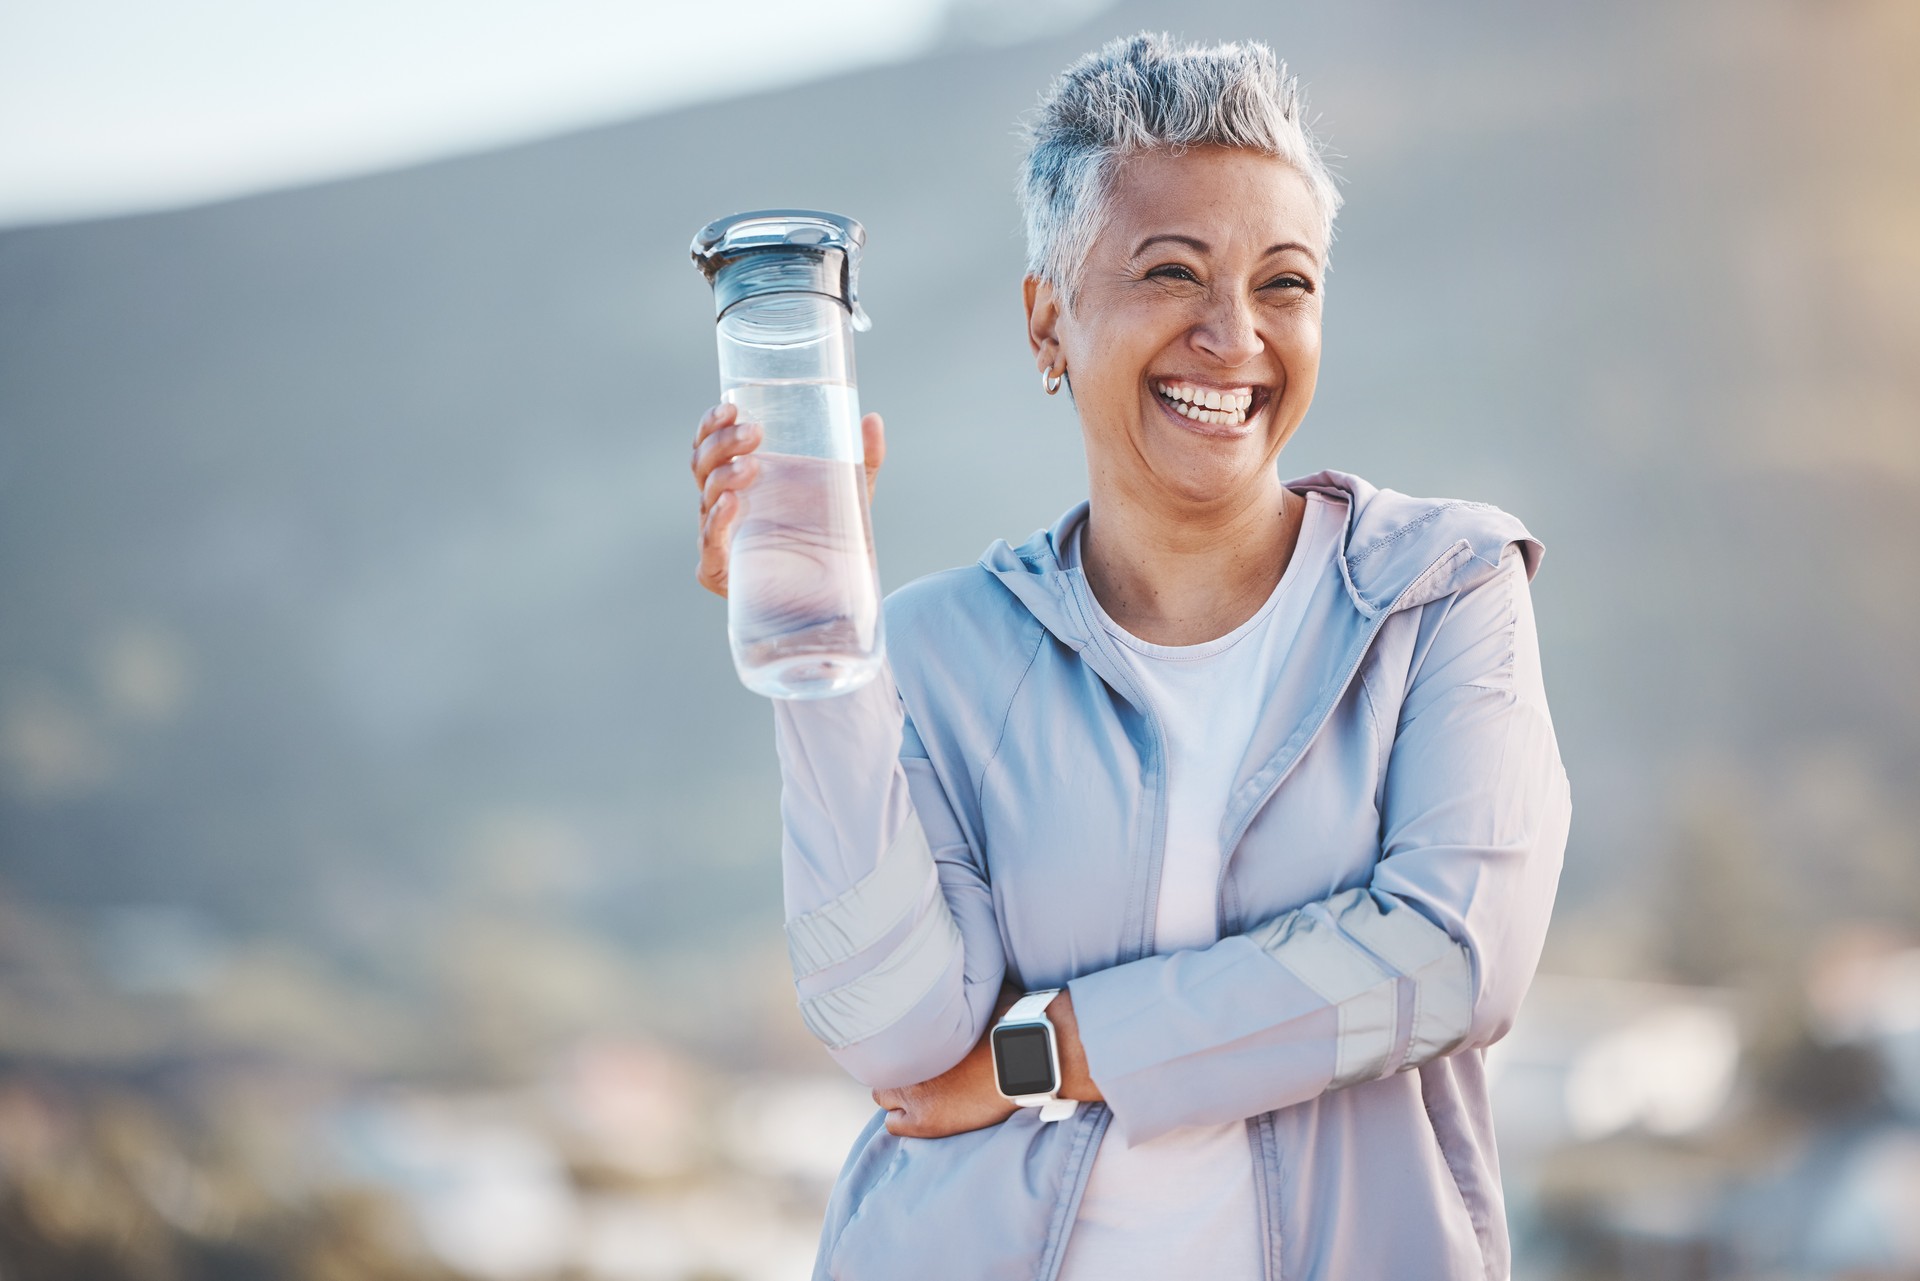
{"left": 740, "top": 422, "right": 760, "bottom": 439}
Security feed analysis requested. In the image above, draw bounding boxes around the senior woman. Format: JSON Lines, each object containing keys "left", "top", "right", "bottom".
{"left": 690, "top": 33, "right": 1568, "bottom": 1281}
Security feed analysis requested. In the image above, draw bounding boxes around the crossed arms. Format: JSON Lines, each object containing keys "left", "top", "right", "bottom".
{"left": 773, "top": 548, "right": 1570, "bottom": 1145}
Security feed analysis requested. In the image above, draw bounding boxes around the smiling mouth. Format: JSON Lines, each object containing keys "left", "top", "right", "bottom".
{"left": 1153, "top": 380, "right": 1267, "bottom": 428}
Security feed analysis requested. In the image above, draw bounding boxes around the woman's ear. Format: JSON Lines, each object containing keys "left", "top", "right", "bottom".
{"left": 1024, "top": 275, "right": 1064, "bottom": 374}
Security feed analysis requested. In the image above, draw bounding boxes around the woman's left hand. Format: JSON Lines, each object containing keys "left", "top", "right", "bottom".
{"left": 873, "top": 987, "right": 1023, "bottom": 1138}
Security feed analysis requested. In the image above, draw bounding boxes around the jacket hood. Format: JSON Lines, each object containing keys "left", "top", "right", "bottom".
{"left": 977, "top": 470, "right": 1543, "bottom": 650}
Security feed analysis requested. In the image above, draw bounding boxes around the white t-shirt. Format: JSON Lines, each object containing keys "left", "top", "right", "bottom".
{"left": 1054, "top": 493, "right": 1341, "bottom": 1281}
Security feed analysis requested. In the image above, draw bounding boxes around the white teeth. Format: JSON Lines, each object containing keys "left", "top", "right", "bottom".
{"left": 1177, "top": 399, "right": 1240, "bottom": 425}
{"left": 1156, "top": 382, "right": 1255, "bottom": 426}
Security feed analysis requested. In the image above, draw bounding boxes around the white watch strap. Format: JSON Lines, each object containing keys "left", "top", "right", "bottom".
{"left": 1003, "top": 988, "right": 1060, "bottom": 1022}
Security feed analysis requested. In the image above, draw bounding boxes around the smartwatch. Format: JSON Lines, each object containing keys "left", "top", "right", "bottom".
{"left": 990, "top": 989, "right": 1080, "bottom": 1123}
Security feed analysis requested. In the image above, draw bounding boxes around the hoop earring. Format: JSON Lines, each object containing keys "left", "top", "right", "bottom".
{"left": 1043, "top": 368, "right": 1064, "bottom": 396}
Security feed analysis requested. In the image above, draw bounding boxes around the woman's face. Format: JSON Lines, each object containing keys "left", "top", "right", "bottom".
{"left": 1028, "top": 147, "right": 1326, "bottom": 514}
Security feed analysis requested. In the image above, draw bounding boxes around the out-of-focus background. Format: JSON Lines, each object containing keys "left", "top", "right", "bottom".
{"left": 2, "top": 0, "right": 1917, "bottom": 1276}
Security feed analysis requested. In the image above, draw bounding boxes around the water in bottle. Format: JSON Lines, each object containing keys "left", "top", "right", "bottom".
{"left": 691, "top": 211, "right": 884, "bottom": 699}
{"left": 723, "top": 383, "right": 879, "bottom": 697}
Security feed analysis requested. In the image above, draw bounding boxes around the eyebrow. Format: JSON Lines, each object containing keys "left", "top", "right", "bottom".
{"left": 1131, "top": 234, "right": 1321, "bottom": 265}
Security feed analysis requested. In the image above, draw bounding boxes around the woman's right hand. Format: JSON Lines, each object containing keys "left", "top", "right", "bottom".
{"left": 690, "top": 402, "right": 887, "bottom": 598}
{"left": 691, "top": 402, "right": 760, "bottom": 599}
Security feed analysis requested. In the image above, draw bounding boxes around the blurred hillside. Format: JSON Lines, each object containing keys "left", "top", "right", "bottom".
{"left": 2, "top": 0, "right": 1917, "bottom": 1076}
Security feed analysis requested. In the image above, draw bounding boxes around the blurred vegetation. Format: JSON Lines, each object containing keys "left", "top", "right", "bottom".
{"left": 0, "top": 1077, "right": 459, "bottom": 1281}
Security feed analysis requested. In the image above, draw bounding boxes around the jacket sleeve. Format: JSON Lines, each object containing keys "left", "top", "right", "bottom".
{"left": 1066, "top": 545, "right": 1571, "bottom": 1144}
{"left": 772, "top": 669, "right": 1005, "bottom": 1089}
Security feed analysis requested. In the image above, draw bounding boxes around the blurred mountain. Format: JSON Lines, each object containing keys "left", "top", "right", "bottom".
{"left": 1, "top": 0, "right": 1916, "bottom": 1040}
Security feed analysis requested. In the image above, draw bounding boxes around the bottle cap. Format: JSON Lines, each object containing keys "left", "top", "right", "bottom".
{"left": 690, "top": 210, "right": 870, "bottom": 330}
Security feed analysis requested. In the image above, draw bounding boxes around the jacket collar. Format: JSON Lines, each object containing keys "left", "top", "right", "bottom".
{"left": 977, "top": 469, "right": 1543, "bottom": 647}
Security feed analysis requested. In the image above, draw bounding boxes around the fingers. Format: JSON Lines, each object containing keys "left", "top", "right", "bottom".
{"left": 691, "top": 403, "right": 761, "bottom": 494}
{"left": 861, "top": 412, "right": 886, "bottom": 503}
{"left": 695, "top": 454, "right": 757, "bottom": 598}
{"left": 695, "top": 489, "right": 742, "bottom": 597}
{"left": 874, "top": 1087, "right": 908, "bottom": 1138}
{"left": 692, "top": 402, "right": 762, "bottom": 599}
{"left": 874, "top": 1086, "right": 918, "bottom": 1138}
{"left": 691, "top": 401, "right": 735, "bottom": 485}
{"left": 693, "top": 401, "right": 879, "bottom": 596}
{"left": 692, "top": 401, "right": 736, "bottom": 457}
{"left": 700, "top": 451, "right": 758, "bottom": 517}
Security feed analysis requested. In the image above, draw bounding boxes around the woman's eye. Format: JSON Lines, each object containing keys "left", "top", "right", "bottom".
{"left": 1264, "top": 274, "right": 1312, "bottom": 293}
{"left": 1146, "top": 264, "right": 1199, "bottom": 283}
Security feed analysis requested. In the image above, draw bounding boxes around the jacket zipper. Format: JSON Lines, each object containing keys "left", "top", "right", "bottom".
{"left": 1215, "top": 543, "right": 1467, "bottom": 907}
{"left": 1208, "top": 542, "right": 1467, "bottom": 1281}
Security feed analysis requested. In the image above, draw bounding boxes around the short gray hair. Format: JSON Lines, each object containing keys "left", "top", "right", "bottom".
{"left": 1019, "top": 33, "right": 1342, "bottom": 304}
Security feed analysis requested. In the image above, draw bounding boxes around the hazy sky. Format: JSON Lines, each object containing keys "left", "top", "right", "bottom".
{"left": 0, "top": 0, "right": 967, "bottom": 228}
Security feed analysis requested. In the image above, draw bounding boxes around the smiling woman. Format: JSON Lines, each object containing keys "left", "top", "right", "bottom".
{"left": 1028, "top": 146, "right": 1329, "bottom": 646}
{"left": 688, "top": 31, "right": 1570, "bottom": 1281}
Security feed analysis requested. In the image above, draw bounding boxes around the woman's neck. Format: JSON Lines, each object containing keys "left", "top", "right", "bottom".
{"left": 1079, "top": 476, "right": 1304, "bottom": 647}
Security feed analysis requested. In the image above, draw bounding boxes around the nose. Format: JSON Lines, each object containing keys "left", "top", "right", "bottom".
{"left": 1191, "top": 291, "right": 1262, "bottom": 368}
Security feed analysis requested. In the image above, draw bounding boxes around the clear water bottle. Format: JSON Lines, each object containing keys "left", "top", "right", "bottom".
{"left": 690, "top": 210, "right": 884, "bottom": 700}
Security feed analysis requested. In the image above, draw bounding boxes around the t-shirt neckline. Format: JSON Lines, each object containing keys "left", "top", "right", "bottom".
{"left": 1068, "top": 492, "right": 1337, "bottom": 662}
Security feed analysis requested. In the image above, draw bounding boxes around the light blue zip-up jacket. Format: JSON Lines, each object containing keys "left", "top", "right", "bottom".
{"left": 772, "top": 470, "right": 1571, "bottom": 1281}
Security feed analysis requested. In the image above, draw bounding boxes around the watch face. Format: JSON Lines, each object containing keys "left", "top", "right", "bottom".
{"left": 992, "top": 1023, "right": 1057, "bottom": 1098}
